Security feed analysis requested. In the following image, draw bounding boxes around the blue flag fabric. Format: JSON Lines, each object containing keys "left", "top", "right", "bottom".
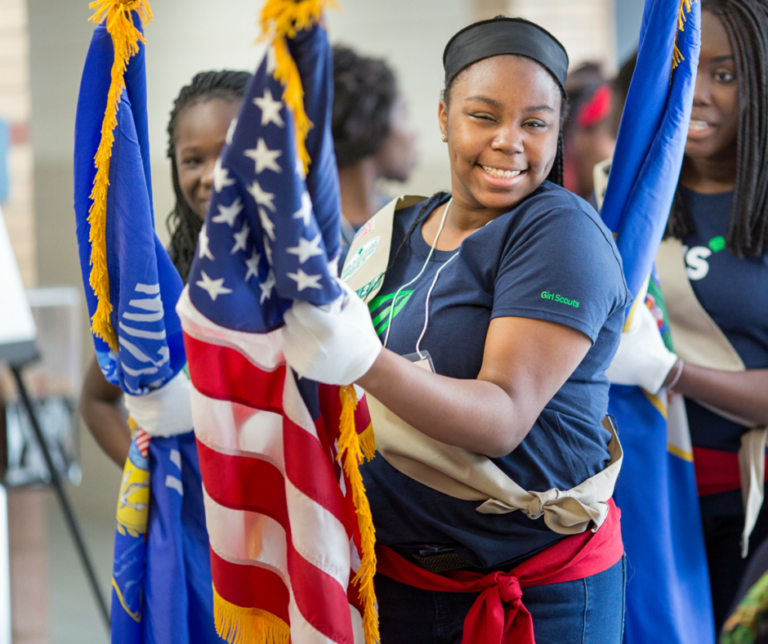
{"left": 73, "top": 16, "right": 217, "bottom": 643}
{"left": 600, "top": 1, "right": 715, "bottom": 643}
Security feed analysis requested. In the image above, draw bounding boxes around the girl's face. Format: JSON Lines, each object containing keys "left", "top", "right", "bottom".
{"left": 438, "top": 55, "right": 562, "bottom": 214}
{"left": 174, "top": 98, "right": 240, "bottom": 220}
{"left": 686, "top": 10, "right": 739, "bottom": 162}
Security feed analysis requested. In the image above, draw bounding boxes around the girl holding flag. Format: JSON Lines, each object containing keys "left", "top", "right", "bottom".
{"left": 283, "top": 16, "right": 631, "bottom": 643}
{"left": 607, "top": 0, "right": 768, "bottom": 632}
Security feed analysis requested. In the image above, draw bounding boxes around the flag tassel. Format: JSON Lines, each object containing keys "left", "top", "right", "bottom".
{"left": 672, "top": 0, "right": 696, "bottom": 71}
{"left": 213, "top": 585, "right": 290, "bottom": 644}
{"left": 86, "top": 0, "right": 153, "bottom": 352}
{"left": 338, "top": 386, "right": 380, "bottom": 644}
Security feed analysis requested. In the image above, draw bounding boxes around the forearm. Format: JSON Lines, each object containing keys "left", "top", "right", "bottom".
{"left": 80, "top": 398, "right": 132, "bottom": 466}
{"left": 668, "top": 362, "right": 768, "bottom": 426}
{"left": 356, "top": 348, "right": 532, "bottom": 457}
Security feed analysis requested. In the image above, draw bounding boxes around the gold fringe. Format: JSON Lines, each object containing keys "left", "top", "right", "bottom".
{"left": 672, "top": 0, "right": 696, "bottom": 72}
{"left": 213, "top": 585, "right": 290, "bottom": 644}
{"left": 338, "top": 385, "right": 380, "bottom": 644}
{"left": 86, "top": 0, "right": 153, "bottom": 352}
{"left": 358, "top": 422, "right": 377, "bottom": 462}
{"left": 258, "top": 0, "right": 339, "bottom": 175}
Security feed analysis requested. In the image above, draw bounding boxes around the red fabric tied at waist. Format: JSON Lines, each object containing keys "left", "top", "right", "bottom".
{"left": 376, "top": 499, "right": 623, "bottom": 644}
{"left": 692, "top": 446, "right": 768, "bottom": 497}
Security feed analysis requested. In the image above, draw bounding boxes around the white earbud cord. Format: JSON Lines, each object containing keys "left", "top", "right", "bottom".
{"left": 415, "top": 251, "right": 459, "bottom": 359}
{"left": 383, "top": 198, "right": 453, "bottom": 349}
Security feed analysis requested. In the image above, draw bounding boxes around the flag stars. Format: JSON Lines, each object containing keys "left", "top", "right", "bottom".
{"left": 244, "top": 138, "right": 282, "bottom": 174}
{"left": 196, "top": 271, "right": 232, "bottom": 301}
{"left": 231, "top": 222, "right": 250, "bottom": 255}
{"left": 213, "top": 158, "right": 235, "bottom": 193}
{"left": 245, "top": 249, "right": 260, "bottom": 282}
{"left": 198, "top": 225, "right": 214, "bottom": 260}
{"left": 287, "top": 233, "right": 324, "bottom": 264}
{"left": 226, "top": 118, "right": 237, "bottom": 145}
{"left": 259, "top": 270, "right": 276, "bottom": 303}
{"left": 247, "top": 181, "right": 276, "bottom": 212}
{"left": 253, "top": 88, "right": 285, "bottom": 128}
{"left": 288, "top": 268, "right": 323, "bottom": 291}
{"left": 264, "top": 237, "right": 273, "bottom": 265}
{"left": 212, "top": 197, "right": 243, "bottom": 227}
{"left": 259, "top": 208, "right": 276, "bottom": 241}
{"left": 293, "top": 192, "right": 313, "bottom": 227}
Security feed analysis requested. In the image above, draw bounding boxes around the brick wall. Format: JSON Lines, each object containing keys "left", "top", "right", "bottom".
{"left": 0, "top": 0, "right": 48, "bottom": 643}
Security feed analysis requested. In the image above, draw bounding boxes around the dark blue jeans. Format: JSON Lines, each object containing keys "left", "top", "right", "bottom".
{"left": 376, "top": 556, "right": 626, "bottom": 644}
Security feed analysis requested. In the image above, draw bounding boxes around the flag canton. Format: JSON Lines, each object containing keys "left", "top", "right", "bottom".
{"left": 187, "top": 49, "right": 342, "bottom": 334}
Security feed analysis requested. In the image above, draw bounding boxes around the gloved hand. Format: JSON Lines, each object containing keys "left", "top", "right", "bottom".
{"left": 605, "top": 300, "right": 678, "bottom": 394}
{"left": 282, "top": 279, "right": 382, "bottom": 385}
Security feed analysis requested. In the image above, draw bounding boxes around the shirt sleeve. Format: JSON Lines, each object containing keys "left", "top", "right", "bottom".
{"left": 491, "top": 204, "right": 629, "bottom": 342}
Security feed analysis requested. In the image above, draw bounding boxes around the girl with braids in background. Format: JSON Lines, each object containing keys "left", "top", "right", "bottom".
{"left": 283, "top": 17, "right": 630, "bottom": 643}
{"left": 606, "top": 0, "right": 768, "bottom": 633}
{"left": 80, "top": 69, "right": 250, "bottom": 464}
{"left": 79, "top": 70, "right": 249, "bottom": 641}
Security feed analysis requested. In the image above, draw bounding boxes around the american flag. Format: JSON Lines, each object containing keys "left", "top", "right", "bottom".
{"left": 176, "top": 8, "right": 377, "bottom": 644}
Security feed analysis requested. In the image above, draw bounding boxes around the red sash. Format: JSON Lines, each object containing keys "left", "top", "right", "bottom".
{"left": 376, "top": 499, "right": 623, "bottom": 644}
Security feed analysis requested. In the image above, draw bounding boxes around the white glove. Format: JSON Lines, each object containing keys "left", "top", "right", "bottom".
{"left": 282, "top": 279, "right": 382, "bottom": 385}
{"left": 605, "top": 300, "right": 678, "bottom": 394}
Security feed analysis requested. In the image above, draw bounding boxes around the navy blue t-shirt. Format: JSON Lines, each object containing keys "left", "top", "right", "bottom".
{"left": 360, "top": 183, "right": 631, "bottom": 568}
{"left": 680, "top": 188, "right": 768, "bottom": 516}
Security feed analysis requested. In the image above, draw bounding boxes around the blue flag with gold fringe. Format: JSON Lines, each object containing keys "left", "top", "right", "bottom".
{"left": 600, "top": 1, "right": 714, "bottom": 642}
{"left": 73, "top": 2, "right": 219, "bottom": 642}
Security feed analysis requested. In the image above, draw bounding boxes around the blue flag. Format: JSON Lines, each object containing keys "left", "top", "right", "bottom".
{"left": 73, "top": 6, "right": 218, "bottom": 642}
{"left": 600, "top": 1, "right": 714, "bottom": 642}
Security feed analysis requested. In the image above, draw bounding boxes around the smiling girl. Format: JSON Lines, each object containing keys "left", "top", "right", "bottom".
{"left": 283, "top": 17, "right": 631, "bottom": 644}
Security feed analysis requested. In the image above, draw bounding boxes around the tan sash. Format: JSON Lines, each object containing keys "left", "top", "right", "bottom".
{"left": 342, "top": 196, "right": 623, "bottom": 536}
{"left": 656, "top": 238, "right": 766, "bottom": 556}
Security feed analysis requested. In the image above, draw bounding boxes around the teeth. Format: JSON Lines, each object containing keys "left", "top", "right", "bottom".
{"left": 482, "top": 165, "right": 522, "bottom": 179}
{"left": 689, "top": 120, "right": 710, "bottom": 130}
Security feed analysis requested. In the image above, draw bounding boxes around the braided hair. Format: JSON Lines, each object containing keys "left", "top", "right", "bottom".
{"left": 166, "top": 70, "right": 251, "bottom": 282}
{"left": 666, "top": 0, "right": 768, "bottom": 257}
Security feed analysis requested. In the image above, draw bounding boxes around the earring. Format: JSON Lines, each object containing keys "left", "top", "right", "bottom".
{"left": 440, "top": 132, "right": 447, "bottom": 142}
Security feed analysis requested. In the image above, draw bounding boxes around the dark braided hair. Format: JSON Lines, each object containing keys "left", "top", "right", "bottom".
{"left": 166, "top": 70, "right": 251, "bottom": 282}
{"left": 332, "top": 45, "right": 398, "bottom": 168}
{"left": 666, "top": 0, "right": 768, "bottom": 257}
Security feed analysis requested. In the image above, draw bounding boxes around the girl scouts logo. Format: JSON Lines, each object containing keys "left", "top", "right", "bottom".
{"left": 341, "top": 237, "right": 379, "bottom": 280}
{"left": 368, "top": 290, "right": 414, "bottom": 337}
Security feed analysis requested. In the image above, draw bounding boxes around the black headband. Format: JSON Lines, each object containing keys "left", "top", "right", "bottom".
{"left": 443, "top": 17, "right": 569, "bottom": 92}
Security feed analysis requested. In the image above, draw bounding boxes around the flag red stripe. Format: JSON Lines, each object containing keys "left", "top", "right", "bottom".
{"left": 185, "top": 333, "right": 286, "bottom": 414}
{"left": 286, "top": 539, "right": 356, "bottom": 644}
{"left": 196, "top": 438, "right": 288, "bottom": 525}
{"left": 210, "top": 548, "right": 290, "bottom": 623}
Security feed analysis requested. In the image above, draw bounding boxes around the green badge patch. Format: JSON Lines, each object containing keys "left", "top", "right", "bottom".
{"left": 368, "top": 290, "right": 414, "bottom": 337}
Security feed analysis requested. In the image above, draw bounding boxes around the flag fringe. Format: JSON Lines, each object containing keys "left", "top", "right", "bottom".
{"left": 359, "top": 422, "right": 377, "bottom": 462}
{"left": 672, "top": 0, "right": 696, "bottom": 71}
{"left": 213, "top": 585, "right": 290, "bottom": 644}
{"left": 338, "top": 385, "right": 380, "bottom": 644}
{"left": 258, "top": 0, "right": 339, "bottom": 175}
{"left": 86, "top": 0, "right": 153, "bottom": 352}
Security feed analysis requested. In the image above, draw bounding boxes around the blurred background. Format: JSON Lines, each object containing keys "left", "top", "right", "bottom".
{"left": 0, "top": 0, "right": 643, "bottom": 641}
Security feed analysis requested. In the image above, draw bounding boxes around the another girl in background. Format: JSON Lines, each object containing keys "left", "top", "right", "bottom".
{"left": 606, "top": 0, "right": 768, "bottom": 631}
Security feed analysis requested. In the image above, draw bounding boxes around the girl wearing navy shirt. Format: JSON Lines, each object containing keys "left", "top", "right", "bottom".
{"left": 283, "top": 17, "right": 630, "bottom": 643}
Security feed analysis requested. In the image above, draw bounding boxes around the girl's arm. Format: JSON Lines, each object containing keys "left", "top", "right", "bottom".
{"left": 79, "top": 356, "right": 131, "bottom": 466}
{"left": 357, "top": 316, "right": 592, "bottom": 458}
{"left": 664, "top": 362, "right": 768, "bottom": 426}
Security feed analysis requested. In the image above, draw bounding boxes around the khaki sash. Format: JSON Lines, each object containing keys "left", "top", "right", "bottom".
{"left": 342, "top": 196, "right": 623, "bottom": 536}
{"left": 656, "top": 238, "right": 766, "bottom": 556}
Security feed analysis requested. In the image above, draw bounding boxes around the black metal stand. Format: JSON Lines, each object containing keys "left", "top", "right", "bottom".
{"left": 9, "top": 363, "right": 110, "bottom": 631}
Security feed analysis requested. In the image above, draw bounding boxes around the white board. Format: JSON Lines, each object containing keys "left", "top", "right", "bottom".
{"left": 0, "top": 205, "right": 36, "bottom": 349}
